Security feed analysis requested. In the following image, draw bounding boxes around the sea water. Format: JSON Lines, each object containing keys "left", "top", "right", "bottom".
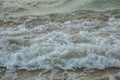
{"left": 0, "top": 16, "right": 120, "bottom": 71}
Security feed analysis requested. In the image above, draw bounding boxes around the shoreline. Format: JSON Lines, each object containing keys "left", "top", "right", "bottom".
{"left": 0, "top": 67, "right": 120, "bottom": 80}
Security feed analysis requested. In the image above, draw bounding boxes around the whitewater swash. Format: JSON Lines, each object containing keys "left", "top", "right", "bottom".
{"left": 0, "top": 13, "right": 120, "bottom": 70}
{"left": 0, "top": 13, "right": 120, "bottom": 80}
{"left": 0, "top": 0, "right": 120, "bottom": 80}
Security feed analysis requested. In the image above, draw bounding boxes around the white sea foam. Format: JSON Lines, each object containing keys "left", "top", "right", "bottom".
{"left": 0, "top": 17, "right": 120, "bottom": 70}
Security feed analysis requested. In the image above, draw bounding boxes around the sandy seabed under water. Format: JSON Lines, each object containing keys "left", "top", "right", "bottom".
{"left": 0, "top": 67, "right": 120, "bottom": 80}
{"left": 0, "top": 0, "right": 120, "bottom": 80}
{"left": 0, "top": 13, "right": 120, "bottom": 80}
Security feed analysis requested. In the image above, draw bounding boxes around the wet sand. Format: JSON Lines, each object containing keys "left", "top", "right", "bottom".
{"left": 0, "top": 67, "right": 120, "bottom": 80}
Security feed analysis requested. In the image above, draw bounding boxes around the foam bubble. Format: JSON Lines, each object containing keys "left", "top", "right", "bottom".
{"left": 0, "top": 17, "right": 120, "bottom": 70}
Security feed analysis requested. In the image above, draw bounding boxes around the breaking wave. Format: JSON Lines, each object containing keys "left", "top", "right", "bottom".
{"left": 0, "top": 15, "right": 120, "bottom": 70}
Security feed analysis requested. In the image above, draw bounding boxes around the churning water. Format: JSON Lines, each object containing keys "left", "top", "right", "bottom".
{"left": 0, "top": 15, "right": 120, "bottom": 71}
{"left": 0, "top": 0, "right": 120, "bottom": 80}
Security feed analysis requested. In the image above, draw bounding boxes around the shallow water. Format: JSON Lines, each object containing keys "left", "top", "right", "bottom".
{"left": 0, "top": 0, "right": 120, "bottom": 18}
{"left": 0, "top": 15, "right": 120, "bottom": 70}
{"left": 0, "top": 1, "right": 120, "bottom": 80}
